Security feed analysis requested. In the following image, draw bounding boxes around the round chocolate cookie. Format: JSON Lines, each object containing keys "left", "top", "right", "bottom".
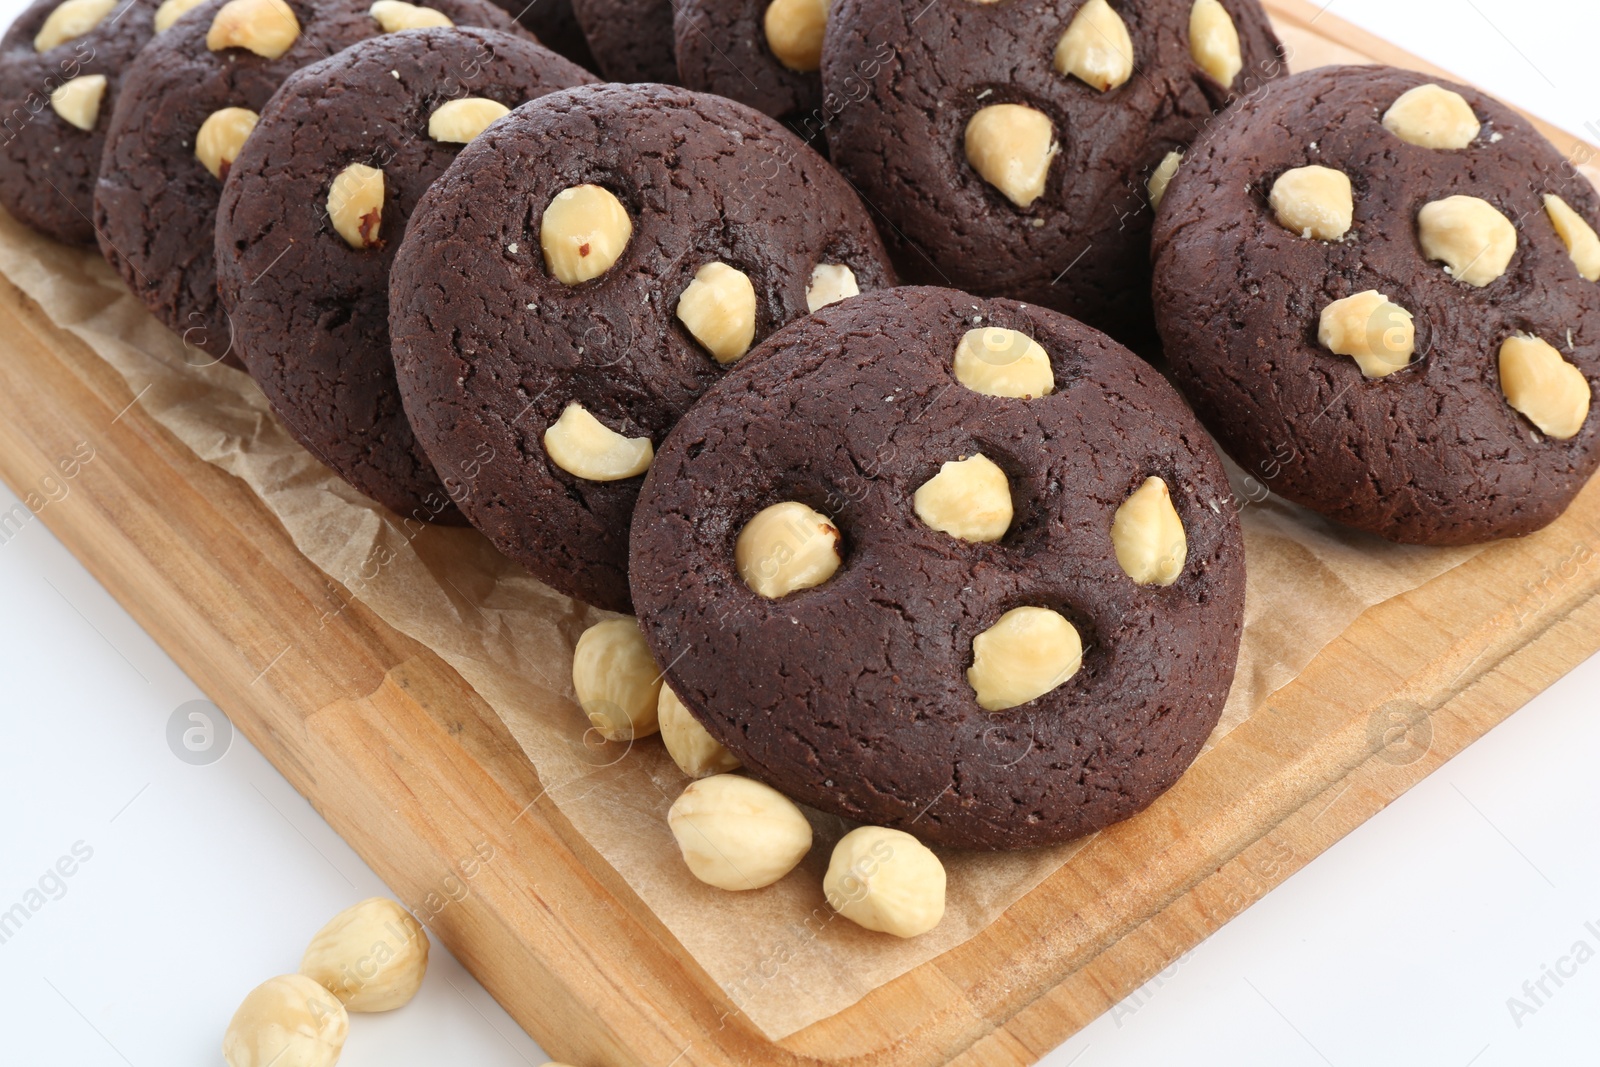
{"left": 1152, "top": 65, "right": 1600, "bottom": 545}
{"left": 629, "top": 286, "right": 1247, "bottom": 850}
{"left": 93, "top": 0, "right": 523, "bottom": 365}
{"left": 570, "top": 0, "right": 674, "bottom": 83}
{"left": 674, "top": 0, "right": 821, "bottom": 136}
{"left": 389, "top": 83, "right": 895, "bottom": 611}
{"left": 823, "top": 0, "right": 1285, "bottom": 351}
{"left": 214, "top": 29, "right": 592, "bottom": 525}
{"left": 485, "top": 0, "right": 594, "bottom": 70}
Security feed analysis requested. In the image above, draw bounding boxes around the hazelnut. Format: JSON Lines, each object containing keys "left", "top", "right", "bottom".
{"left": 206, "top": 0, "right": 302, "bottom": 59}
{"left": 966, "top": 606, "right": 1082, "bottom": 711}
{"left": 1111, "top": 476, "right": 1186, "bottom": 586}
{"left": 571, "top": 617, "right": 662, "bottom": 741}
{"left": 735, "top": 501, "right": 842, "bottom": 599}
{"left": 806, "top": 262, "right": 859, "bottom": 313}
{"left": 33, "top": 0, "right": 114, "bottom": 51}
{"left": 658, "top": 684, "right": 741, "bottom": 778}
{"left": 1417, "top": 195, "right": 1515, "bottom": 287}
{"left": 369, "top": 0, "right": 452, "bottom": 29}
{"left": 676, "top": 261, "right": 757, "bottom": 364}
{"left": 913, "top": 453, "right": 1012, "bottom": 542}
{"left": 1499, "top": 334, "right": 1591, "bottom": 440}
{"left": 1543, "top": 193, "right": 1600, "bottom": 282}
{"left": 1269, "top": 164, "right": 1353, "bottom": 241}
{"left": 964, "top": 103, "right": 1057, "bottom": 209}
{"left": 1382, "top": 83, "right": 1479, "bottom": 150}
{"left": 763, "top": 0, "right": 826, "bottom": 73}
{"left": 1053, "top": 0, "right": 1133, "bottom": 92}
{"left": 953, "top": 327, "right": 1055, "bottom": 399}
{"left": 540, "top": 183, "right": 632, "bottom": 285}
{"left": 326, "top": 162, "right": 385, "bottom": 249}
{"left": 195, "top": 106, "right": 259, "bottom": 180}
{"left": 1188, "top": 0, "right": 1241, "bottom": 87}
{"left": 222, "top": 974, "right": 349, "bottom": 1067}
{"left": 48, "top": 73, "right": 106, "bottom": 132}
{"left": 1147, "top": 149, "right": 1182, "bottom": 210}
{"left": 153, "top": 0, "right": 207, "bottom": 31}
{"left": 300, "top": 898, "right": 429, "bottom": 1012}
{"left": 427, "top": 97, "right": 508, "bottom": 143}
{"left": 542, "top": 401, "right": 654, "bottom": 481}
{"left": 823, "top": 826, "right": 945, "bottom": 938}
{"left": 667, "top": 774, "right": 813, "bottom": 890}
{"left": 1317, "top": 290, "right": 1414, "bottom": 378}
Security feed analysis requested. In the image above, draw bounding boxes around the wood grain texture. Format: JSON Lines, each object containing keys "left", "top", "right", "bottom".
{"left": 1, "top": 3, "right": 1597, "bottom": 1062}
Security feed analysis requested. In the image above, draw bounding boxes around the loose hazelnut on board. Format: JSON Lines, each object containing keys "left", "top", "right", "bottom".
{"left": 964, "top": 103, "right": 1057, "bottom": 209}
{"left": 1053, "top": 0, "right": 1133, "bottom": 92}
{"left": 206, "top": 0, "right": 302, "bottom": 59}
{"left": 1499, "top": 334, "right": 1592, "bottom": 440}
{"left": 222, "top": 974, "right": 349, "bottom": 1067}
{"left": 1269, "top": 165, "right": 1353, "bottom": 241}
{"left": 953, "top": 327, "right": 1055, "bottom": 399}
{"left": 153, "top": 0, "right": 207, "bottom": 31}
{"left": 806, "top": 262, "right": 858, "bottom": 313}
{"left": 1418, "top": 195, "right": 1516, "bottom": 286}
{"left": 571, "top": 618, "right": 663, "bottom": 741}
{"left": 1147, "top": 150, "right": 1182, "bottom": 210}
{"left": 48, "top": 74, "right": 106, "bottom": 131}
{"left": 676, "top": 262, "right": 757, "bottom": 364}
{"left": 1544, "top": 194, "right": 1600, "bottom": 282}
{"left": 33, "top": 0, "right": 113, "bottom": 51}
{"left": 540, "top": 184, "right": 632, "bottom": 285}
{"left": 735, "top": 501, "right": 842, "bottom": 598}
{"left": 326, "top": 162, "right": 384, "bottom": 249}
{"left": 659, "top": 684, "right": 741, "bottom": 778}
{"left": 1111, "top": 476, "right": 1186, "bottom": 586}
{"left": 824, "top": 826, "right": 945, "bottom": 938}
{"left": 1317, "top": 290, "right": 1414, "bottom": 379}
{"left": 1381, "top": 83, "right": 1479, "bottom": 149}
{"left": 1188, "top": 0, "right": 1241, "bottom": 87}
{"left": 300, "top": 898, "right": 429, "bottom": 1012}
{"left": 369, "top": 0, "right": 452, "bottom": 29}
{"left": 667, "top": 774, "right": 813, "bottom": 890}
{"left": 427, "top": 97, "right": 509, "bottom": 143}
{"left": 763, "top": 0, "right": 826, "bottom": 72}
{"left": 542, "top": 401, "right": 654, "bottom": 481}
{"left": 195, "top": 107, "right": 259, "bottom": 180}
{"left": 967, "top": 606, "right": 1082, "bottom": 711}
{"left": 913, "top": 453, "right": 1012, "bottom": 542}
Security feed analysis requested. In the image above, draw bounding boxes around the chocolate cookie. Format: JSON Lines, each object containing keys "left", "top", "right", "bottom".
{"left": 823, "top": 0, "right": 1285, "bottom": 351}
{"left": 570, "top": 0, "right": 674, "bottom": 83}
{"left": 673, "top": 0, "right": 821, "bottom": 135}
{"left": 214, "top": 29, "right": 592, "bottom": 524}
{"left": 1152, "top": 65, "right": 1600, "bottom": 545}
{"left": 629, "top": 286, "right": 1246, "bottom": 850}
{"left": 93, "top": 0, "right": 523, "bottom": 365}
{"left": 389, "top": 83, "right": 895, "bottom": 611}
{"left": 486, "top": 0, "right": 594, "bottom": 70}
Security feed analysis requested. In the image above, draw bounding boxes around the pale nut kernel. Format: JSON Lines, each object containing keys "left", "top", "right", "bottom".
{"left": 540, "top": 183, "right": 632, "bottom": 285}
{"left": 667, "top": 774, "right": 813, "bottom": 890}
{"left": 1544, "top": 193, "right": 1600, "bottom": 282}
{"left": 1269, "top": 165, "right": 1353, "bottom": 241}
{"left": 571, "top": 617, "right": 662, "bottom": 741}
{"left": 1418, "top": 195, "right": 1516, "bottom": 286}
{"left": 953, "top": 327, "right": 1054, "bottom": 399}
{"left": 763, "top": 0, "right": 826, "bottom": 73}
{"left": 806, "top": 262, "right": 859, "bottom": 312}
{"left": 966, "top": 606, "right": 1083, "bottom": 711}
{"left": 153, "top": 0, "right": 207, "bottom": 31}
{"left": 33, "top": 0, "right": 114, "bottom": 51}
{"left": 222, "top": 973, "right": 349, "bottom": 1067}
{"left": 327, "top": 162, "right": 384, "bottom": 249}
{"left": 735, "top": 501, "right": 842, "bottom": 598}
{"left": 207, "top": 0, "right": 301, "bottom": 59}
{"left": 913, "top": 453, "right": 1012, "bottom": 542}
{"left": 543, "top": 401, "right": 653, "bottom": 481}
{"left": 1147, "top": 149, "right": 1182, "bottom": 211}
{"left": 195, "top": 107, "right": 259, "bottom": 180}
{"left": 823, "top": 826, "right": 945, "bottom": 938}
{"left": 427, "top": 97, "right": 508, "bottom": 143}
{"left": 676, "top": 261, "right": 757, "bottom": 364}
{"left": 659, "top": 684, "right": 741, "bottom": 778}
{"left": 1188, "top": 0, "right": 1241, "bottom": 87}
{"left": 369, "top": 0, "right": 452, "bottom": 29}
{"left": 49, "top": 74, "right": 106, "bottom": 132}
{"left": 1317, "top": 290, "right": 1415, "bottom": 379}
{"left": 1499, "top": 334, "right": 1591, "bottom": 440}
{"left": 300, "top": 898, "right": 428, "bottom": 1012}
{"left": 1053, "top": 0, "right": 1133, "bottom": 92}
{"left": 1111, "top": 476, "right": 1186, "bottom": 586}
{"left": 964, "top": 103, "right": 1057, "bottom": 209}
{"left": 1382, "top": 83, "right": 1479, "bottom": 150}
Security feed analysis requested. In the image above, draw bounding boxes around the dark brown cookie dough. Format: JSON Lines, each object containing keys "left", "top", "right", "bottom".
{"left": 1152, "top": 65, "right": 1600, "bottom": 545}
{"left": 823, "top": 0, "right": 1285, "bottom": 352}
{"left": 389, "top": 83, "right": 894, "bottom": 611}
{"left": 485, "top": 0, "right": 595, "bottom": 69}
{"left": 570, "top": 0, "right": 674, "bottom": 83}
{"left": 629, "top": 286, "right": 1246, "bottom": 850}
{"left": 673, "top": 0, "right": 821, "bottom": 137}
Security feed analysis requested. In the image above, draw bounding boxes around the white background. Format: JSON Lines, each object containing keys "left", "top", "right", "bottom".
{"left": 2, "top": 0, "right": 1598, "bottom": 1064}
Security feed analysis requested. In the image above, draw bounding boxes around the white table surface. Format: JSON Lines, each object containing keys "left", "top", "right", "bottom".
{"left": 2, "top": 0, "right": 1598, "bottom": 1063}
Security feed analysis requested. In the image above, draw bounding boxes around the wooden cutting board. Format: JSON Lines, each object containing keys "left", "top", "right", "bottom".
{"left": 2, "top": 2, "right": 1598, "bottom": 1062}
